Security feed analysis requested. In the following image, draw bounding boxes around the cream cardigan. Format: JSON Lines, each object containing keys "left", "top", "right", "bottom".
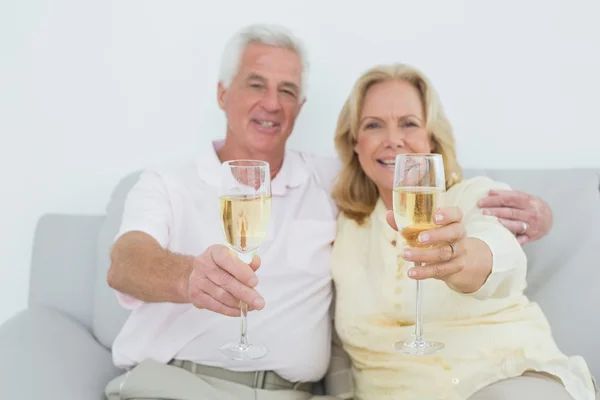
{"left": 331, "top": 176, "right": 595, "bottom": 400}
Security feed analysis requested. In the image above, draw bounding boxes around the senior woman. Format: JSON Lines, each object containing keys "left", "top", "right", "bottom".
{"left": 329, "top": 64, "right": 597, "bottom": 400}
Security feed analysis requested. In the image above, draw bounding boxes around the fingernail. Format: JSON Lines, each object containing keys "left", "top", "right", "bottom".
{"left": 248, "top": 276, "right": 258, "bottom": 287}
{"left": 434, "top": 213, "right": 443, "bottom": 223}
{"left": 418, "top": 233, "right": 429, "bottom": 243}
{"left": 408, "top": 269, "right": 417, "bottom": 277}
{"left": 252, "top": 297, "right": 265, "bottom": 309}
{"left": 402, "top": 249, "right": 412, "bottom": 259}
{"left": 482, "top": 210, "right": 492, "bottom": 215}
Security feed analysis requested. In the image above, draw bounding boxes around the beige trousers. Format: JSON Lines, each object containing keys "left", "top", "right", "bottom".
{"left": 106, "top": 360, "right": 598, "bottom": 400}
{"left": 468, "top": 371, "right": 598, "bottom": 400}
{"left": 105, "top": 359, "right": 338, "bottom": 400}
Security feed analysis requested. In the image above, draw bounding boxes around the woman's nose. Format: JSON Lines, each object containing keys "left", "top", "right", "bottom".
{"left": 383, "top": 128, "right": 405, "bottom": 147}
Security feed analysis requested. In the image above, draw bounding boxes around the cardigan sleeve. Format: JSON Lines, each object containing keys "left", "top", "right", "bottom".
{"left": 450, "top": 177, "right": 528, "bottom": 300}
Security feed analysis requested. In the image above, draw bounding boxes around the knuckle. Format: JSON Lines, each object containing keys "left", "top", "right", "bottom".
{"left": 432, "top": 264, "right": 444, "bottom": 278}
{"left": 531, "top": 207, "right": 541, "bottom": 221}
{"left": 212, "top": 245, "right": 229, "bottom": 262}
{"left": 198, "top": 252, "right": 219, "bottom": 273}
{"left": 218, "top": 272, "right": 234, "bottom": 286}
{"left": 519, "top": 210, "right": 528, "bottom": 221}
{"left": 192, "top": 292, "right": 211, "bottom": 309}
{"left": 241, "top": 288, "right": 257, "bottom": 304}
{"left": 214, "top": 286, "right": 229, "bottom": 301}
{"left": 509, "top": 222, "right": 519, "bottom": 233}
{"left": 193, "top": 254, "right": 207, "bottom": 270}
{"left": 438, "top": 246, "right": 451, "bottom": 261}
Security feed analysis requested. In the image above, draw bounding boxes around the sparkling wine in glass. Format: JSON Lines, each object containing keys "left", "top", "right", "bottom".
{"left": 392, "top": 153, "right": 446, "bottom": 355}
{"left": 219, "top": 160, "right": 271, "bottom": 360}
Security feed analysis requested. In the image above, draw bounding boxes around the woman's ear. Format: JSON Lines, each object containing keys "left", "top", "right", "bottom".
{"left": 428, "top": 134, "right": 437, "bottom": 153}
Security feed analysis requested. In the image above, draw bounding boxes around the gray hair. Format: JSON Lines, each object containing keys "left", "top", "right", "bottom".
{"left": 218, "top": 24, "right": 309, "bottom": 100}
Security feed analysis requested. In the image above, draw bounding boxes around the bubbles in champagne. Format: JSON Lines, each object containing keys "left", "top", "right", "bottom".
{"left": 219, "top": 195, "right": 271, "bottom": 254}
{"left": 393, "top": 187, "right": 442, "bottom": 248}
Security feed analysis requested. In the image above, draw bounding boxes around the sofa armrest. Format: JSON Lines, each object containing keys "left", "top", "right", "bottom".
{"left": 0, "top": 307, "right": 123, "bottom": 400}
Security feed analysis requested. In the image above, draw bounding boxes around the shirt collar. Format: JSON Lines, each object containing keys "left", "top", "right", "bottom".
{"left": 196, "top": 139, "right": 308, "bottom": 196}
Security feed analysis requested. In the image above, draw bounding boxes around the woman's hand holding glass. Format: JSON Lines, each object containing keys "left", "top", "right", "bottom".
{"left": 386, "top": 206, "right": 468, "bottom": 284}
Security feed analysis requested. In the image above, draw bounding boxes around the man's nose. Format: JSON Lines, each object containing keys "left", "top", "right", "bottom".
{"left": 260, "top": 89, "right": 282, "bottom": 112}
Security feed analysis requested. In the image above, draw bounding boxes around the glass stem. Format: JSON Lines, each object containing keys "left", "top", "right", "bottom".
{"left": 239, "top": 301, "right": 249, "bottom": 349}
{"left": 415, "top": 262, "right": 424, "bottom": 342}
{"left": 236, "top": 251, "right": 254, "bottom": 350}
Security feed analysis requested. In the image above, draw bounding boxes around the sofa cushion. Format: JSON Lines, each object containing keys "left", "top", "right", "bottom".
{"left": 29, "top": 214, "right": 104, "bottom": 330}
{"left": 0, "top": 307, "right": 121, "bottom": 399}
{"left": 92, "top": 171, "right": 142, "bottom": 349}
{"left": 464, "top": 168, "right": 600, "bottom": 380}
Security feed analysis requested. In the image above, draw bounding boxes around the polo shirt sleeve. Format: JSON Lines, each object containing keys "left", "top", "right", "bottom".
{"left": 305, "top": 154, "right": 342, "bottom": 218}
{"left": 113, "top": 170, "right": 174, "bottom": 309}
{"left": 310, "top": 155, "right": 342, "bottom": 193}
{"left": 115, "top": 170, "right": 173, "bottom": 248}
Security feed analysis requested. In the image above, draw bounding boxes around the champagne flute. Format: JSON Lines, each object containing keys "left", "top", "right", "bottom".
{"left": 392, "top": 153, "right": 446, "bottom": 355}
{"left": 219, "top": 160, "right": 271, "bottom": 360}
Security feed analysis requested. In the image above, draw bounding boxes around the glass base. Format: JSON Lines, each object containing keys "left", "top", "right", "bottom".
{"left": 394, "top": 340, "right": 444, "bottom": 355}
{"left": 219, "top": 342, "right": 268, "bottom": 360}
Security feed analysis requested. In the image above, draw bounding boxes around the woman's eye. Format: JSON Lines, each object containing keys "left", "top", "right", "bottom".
{"left": 365, "top": 122, "right": 379, "bottom": 129}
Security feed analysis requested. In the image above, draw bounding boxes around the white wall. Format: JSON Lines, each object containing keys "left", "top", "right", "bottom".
{"left": 1, "top": 0, "right": 599, "bottom": 325}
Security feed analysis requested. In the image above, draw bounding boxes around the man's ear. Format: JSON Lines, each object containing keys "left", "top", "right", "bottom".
{"left": 217, "top": 82, "right": 227, "bottom": 111}
{"left": 298, "top": 96, "right": 307, "bottom": 113}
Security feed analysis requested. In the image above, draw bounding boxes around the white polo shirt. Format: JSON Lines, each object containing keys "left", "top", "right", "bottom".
{"left": 111, "top": 140, "right": 342, "bottom": 383}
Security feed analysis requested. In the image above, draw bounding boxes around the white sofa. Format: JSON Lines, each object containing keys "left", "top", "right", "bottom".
{"left": 0, "top": 168, "right": 598, "bottom": 399}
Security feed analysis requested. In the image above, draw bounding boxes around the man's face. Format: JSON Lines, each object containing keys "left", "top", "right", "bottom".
{"left": 218, "top": 41, "right": 305, "bottom": 155}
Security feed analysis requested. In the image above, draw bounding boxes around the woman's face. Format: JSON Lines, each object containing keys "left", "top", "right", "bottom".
{"left": 354, "top": 79, "right": 433, "bottom": 194}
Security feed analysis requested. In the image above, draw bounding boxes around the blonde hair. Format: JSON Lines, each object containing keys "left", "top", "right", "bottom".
{"left": 332, "top": 63, "right": 462, "bottom": 224}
